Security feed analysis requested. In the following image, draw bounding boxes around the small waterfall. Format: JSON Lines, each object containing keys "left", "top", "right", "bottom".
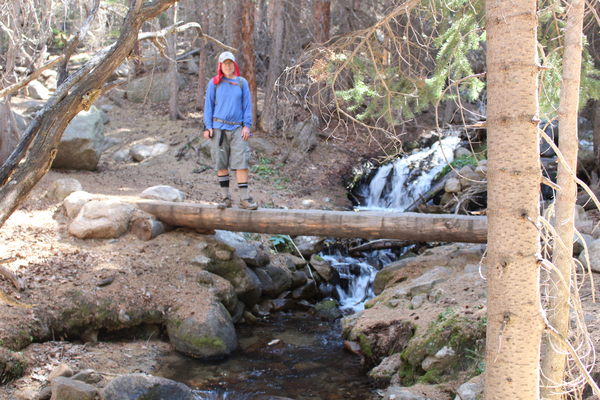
{"left": 320, "top": 254, "right": 378, "bottom": 313}
{"left": 357, "top": 135, "right": 460, "bottom": 210}
{"left": 329, "top": 134, "right": 461, "bottom": 311}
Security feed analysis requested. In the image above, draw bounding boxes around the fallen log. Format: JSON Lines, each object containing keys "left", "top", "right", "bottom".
{"left": 132, "top": 199, "right": 488, "bottom": 243}
{"left": 349, "top": 239, "right": 414, "bottom": 255}
{"left": 131, "top": 214, "right": 172, "bottom": 241}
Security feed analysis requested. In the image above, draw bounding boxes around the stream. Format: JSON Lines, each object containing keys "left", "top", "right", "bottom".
{"left": 156, "top": 133, "right": 463, "bottom": 399}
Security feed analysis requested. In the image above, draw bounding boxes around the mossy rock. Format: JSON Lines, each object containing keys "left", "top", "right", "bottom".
{"left": 348, "top": 320, "right": 416, "bottom": 367}
{"left": 400, "top": 309, "right": 485, "bottom": 385}
{"left": 314, "top": 299, "right": 342, "bottom": 320}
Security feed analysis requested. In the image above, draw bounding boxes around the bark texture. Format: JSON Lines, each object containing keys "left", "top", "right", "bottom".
{"left": 484, "top": 0, "right": 543, "bottom": 397}
{"left": 540, "top": 0, "right": 585, "bottom": 396}
{"left": 242, "top": 0, "right": 257, "bottom": 127}
{"left": 0, "top": 0, "right": 178, "bottom": 228}
{"left": 261, "top": 0, "right": 287, "bottom": 133}
{"left": 312, "top": 0, "right": 331, "bottom": 43}
{"left": 132, "top": 199, "right": 488, "bottom": 243}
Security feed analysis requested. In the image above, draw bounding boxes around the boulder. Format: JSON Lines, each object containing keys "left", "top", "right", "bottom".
{"left": 214, "top": 230, "right": 270, "bottom": 268}
{"left": 392, "top": 266, "right": 452, "bottom": 298}
{"left": 310, "top": 255, "right": 334, "bottom": 282}
{"left": 196, "top": 270, "right": 238, "bottom": 313}
{"left": 112, "top": 148, "right": 132, "bottom": 162}
{"left": 292, "top": 117, "right": 319, "bottom": 152}
{"left": 457, "top": 165, "right": 481, "bottom": 188}
{"left": 203, "top": 244, "right": 262, "bottom": 306}
{"left": 50, "top": 377, "right": 97, "bottom": 400}
{"left": 368, "top": 353, "right": 404, "bottom": 384}
{"left": 383, "top": 386, "right": 432, "bottom": 400}
{"left": 28, "top": 80, "right": 51, "bottom": 100}
{"left": 578, "top": 238, "right": 600, "bottom": 273}
{"left": 166, "top": 300, "right": 237, "bottom": 359}
{"left": 71, "top": 369, "right": 103, "bottom": 385}
{"left": 130, "top": 143, "right": 169, "bottom": 162}
{"left": 48, "top": 363, "right": 73, "bottom": 381}
{"left": 573, "top": 233, "right": 593, "bottom": 256}
{"left": 454, "top": 374, "right": 484, "bottom": 400}
{"left": 453, "top": 146, "right": 471, "bottom": 159}
{"left": 47, "top": 179, "right": 83, "bottom": 202}
{"left": 63, "top": 191, "right": 98, "bottom": 219}
{"left": 292, "top": 280, "right": 318, "bottom": 299}
{"left": 294, "top": 236, "right": 325, "bottom": 257}
{"left": 259, "top": 263, "right": 293, "bottom": 296}
{"left": 126, "top": 72, "right": 186, "bottom": 103}
{"left": 101, "top": 373, "right": 195, "bottom": 400}
{"left": 140, "top": 185, "right": 185, "bottom": 202}
{"left": 68, "top": 200, "right": 135, "bottom": 239}
{"left": 52, "top": 106, "right": 106, "bottom": 170}
{"left": 249, "top": 137, "right": 276, "bottom": 155}
{"left": 314, "top": 299, "right": 341, "bottom": 320}
{"left": 444, "top": 178, "right": 461, "bottom": 193}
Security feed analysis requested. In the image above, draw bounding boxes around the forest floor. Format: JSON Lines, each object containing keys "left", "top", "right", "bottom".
{"left": 0, "top": 84, "right": 599, "bottom": 399}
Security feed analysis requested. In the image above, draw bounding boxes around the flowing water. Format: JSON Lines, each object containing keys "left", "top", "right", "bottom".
{"left": 157, "top": 134, "right": 461, "bottom": 399}
{"left": 156, "top": 314, "right": 377, "bottom": 400}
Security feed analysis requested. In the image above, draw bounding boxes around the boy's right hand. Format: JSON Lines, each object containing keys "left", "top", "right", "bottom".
{"left": 203, "top": 129, "right": 213, "bottom": 139}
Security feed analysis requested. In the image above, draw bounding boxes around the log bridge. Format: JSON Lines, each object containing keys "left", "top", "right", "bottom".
{"left": 133, "top": 200, "right": 488, "bottom": 243}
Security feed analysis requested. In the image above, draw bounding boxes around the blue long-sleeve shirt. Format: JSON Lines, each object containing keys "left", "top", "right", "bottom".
{"left": 203, "top": 77, "right": 252, "bottom": 130}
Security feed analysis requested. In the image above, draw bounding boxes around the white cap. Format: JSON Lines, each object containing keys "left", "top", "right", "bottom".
{"left": 218, "top": 51, "right": 236, "bottom": 63}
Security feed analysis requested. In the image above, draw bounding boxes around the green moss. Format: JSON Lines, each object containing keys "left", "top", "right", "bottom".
{"left": 187, "top": 336, "right": 227, "bottom": 352}
{"left": 358, "top": 334, "right": 374, "bottom": 359}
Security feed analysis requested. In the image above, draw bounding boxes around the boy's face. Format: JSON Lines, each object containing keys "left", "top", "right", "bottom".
{"left": 221, "top": 59, "right": 235, "bottom": 76}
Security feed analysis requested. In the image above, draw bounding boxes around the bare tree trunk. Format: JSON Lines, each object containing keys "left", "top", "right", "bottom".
{"left": 0, "top": 0, "right": 179, "bottom": 229}
{"left": 261, "top": 0, "right": 287, "bottom": 134}
{"left": 242, "top": 0, "right": 257, "bottom": 127}
{"left": 484, "top": 0, "right": 543, "bottom": 397}
{"left": 167, "top": 4, "right": 180, "bottom": 120}
{"left": 225, "top": 0, "right": 242, "bottom": 51}
{"left": 195, "top": 4, "right": 210, "bottom": 110}
{"left": 312, "top": 0, "right": 330, "bottom": 43}
{"left": 593, "top": 100, "right": 600, "bottom": 174}
{"left": 540, "top": 0, "right": 585, "bottom": 396}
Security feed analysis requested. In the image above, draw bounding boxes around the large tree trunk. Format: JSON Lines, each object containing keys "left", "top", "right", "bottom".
{"left": 133, "top": 199, "right": 489, "bottom": 242}
{"left": 484, "top": 0, "right": 543, "bottom": 398}
{"left": 540, "top": 0, "right": 585, "bottom": 396}
{"left": 195, "top": 4, "right": 210, "bottom": 110}
{"left": 225, "top": 0, "right": 242, "bottom": 52}
{"left": 0, "top": 0, "right": 178, "bottom": 229}
{"left": 260, "top": 0, "right": 287, "bottom": 134}
{"left": 241, "top": 0, "right": 257, "bottom": 127}
{"left": 312, "top": 0, "right": 330, "bottom": 43}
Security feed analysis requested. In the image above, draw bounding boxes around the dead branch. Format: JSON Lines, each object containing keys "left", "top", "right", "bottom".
{"left": 0, "top": 265, "right": 25, "bottom": 291}
{"left": 0, "top": 0, "right": 179, "bottom": 229}
{"left": 349, "top": 239, "right": 414, "bottom": 255}
{"left": 138, "top": 21, "right": 237, "bottom": 53}
{"left": 0, "top": 56, "right": 65, "bottom": 99}
{"left": 57, "top": 0, "right": 101, "bottom": 86}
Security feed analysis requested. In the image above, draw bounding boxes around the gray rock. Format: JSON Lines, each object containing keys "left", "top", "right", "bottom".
{"left": 421, "top": 346, "right": 455, "bottom": 371}
{"left": 63, "top": 191, "right": 98, "bottom": 219}
{"left": 12, "top": 109, "right": 29, "bottom": 133}
{"left": 28, "top": 80, "right": 51, "bottom": 100}
{"left": 112, "top": 149, "right": 132, "bottom": 162}
{"left": 294, "top": 236, "right": 325, "bottom": 257}
{"left": 101, "top": 373, "right": 195, "bottom": 400}
{"left": 410, "top": 294, "right": 426, "bottom": 309}
{"left": 393, "top": 266, "right": 452, "bottom": 298}
{"left": 573, "top": 233, "right": 594, "bottom": 256}
{"left": 249, "top": 137, "right": 276, "bottom": 155}
{"left": 191, "top": 255, "right": 211, "bottom": 268}
{"left": 310, "top": 255, "right": 334, "bottom": 282}
{"left": 291, "top": 270, "right": 308, "bottom": 288}
{"left": 454, "top": 375, "right": 484, "bottom": 400}
{"left": 130, "top": 143, "right": 169, "bottom": 162}
{"left": 126, "top": 72, "right": 187, "bottom": 103}
{"left": 444, "top": 178, "right": 461, "bottom": 193}
{"left": 196, "top": 270, "right": 238, "bottom": 313}
{"left": 262, "top": 263, "right": 293, "bottom": 296}
{"left": 458, "top": 165, "right": 481, "bottom": 188}
{"left": 292, "top": 280, "right": 318, "bottom": 299}
{"left": 384, "top": 386, "right": 432, "bottom": 400}
{"left": 214, "top": 230, "right": 270, "bottom": 268}
{"left": 68, "top": 200, "right": 135, "bottom": 239}
{"left": 292, "top": 117, "right": 319, "bottom": 152}
{"left": 368, "top": 353, "right": 403, "bottom": 383}
{"left": 48, "top": 363, "right": 73, "bottom": 381}
{"left": 47, "top": 179, "right": 83, "bottom": 202}
{"left": 167, "top": 301, "right": 237, "bottom": 359}
{"left": 454, "top": 146, "right": 471, "bottom": 159}
{"left": 50, "top": 377, "right": 97, "bottom": 400}
{"left": 52, "top": 106, "right": 106, "bottom": 170}
{"left": 578, "top": 238, "right": 600, "bottom": 273}
{"left": 140, "top": 185, "right": 185, "bottom": 202}
{"left": 71, "top": 369, "right": 103, "bottom": 385}
{"left": 314, "top": 299, "right": 342, "bottom": 320}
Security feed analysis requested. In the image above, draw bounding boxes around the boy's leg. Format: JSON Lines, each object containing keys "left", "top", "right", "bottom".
{"left": 229, "top": 127, "right": 257, "bottom": 209}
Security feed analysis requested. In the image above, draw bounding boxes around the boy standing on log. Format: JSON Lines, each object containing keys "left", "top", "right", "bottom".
{"left": 203, "top": 51, "right": 257, "bottom": 210}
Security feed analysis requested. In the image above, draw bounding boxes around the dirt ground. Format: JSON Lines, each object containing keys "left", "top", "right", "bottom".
{"left": 1, "top": 84, "right": 600, "bottom": 399}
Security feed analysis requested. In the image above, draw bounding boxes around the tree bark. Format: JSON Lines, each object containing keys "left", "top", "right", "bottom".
{"left": 0, "top": 100, "right": 21, "bottom": 166}
{"left": 484, "top": 0, "right": 543, "bottom": 398}
{"left": 593, "top": 100, "right": 600, "bottom": 174}
{"left": 312, "top": 0, "right": 331, "bottom": 43}
{"left": 0, "top": 0, "right": 178, "bottom": 229}
{"left": 242, "top": 0, "right": 258, "bottom": 127}
{"left": 132, "top": 199, "right": 488, "bottom": 243}
{"left": 166, "top": 4, "right": 180, "bottom": 120}
{"left": 261, "top": 0, "right": 287, "bottom": 133}
{"left": 225, "top": 0, "right": 243, "bottom": 51}
{"left": 540, "top": 0, "right": 585, "bottom": 396}
{"left": 195, "top": 3, "right": 210, "bottom": 110}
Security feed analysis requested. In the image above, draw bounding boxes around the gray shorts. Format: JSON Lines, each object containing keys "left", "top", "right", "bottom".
{"left": 211, "top": 127, "right": 250, "bottom": 170}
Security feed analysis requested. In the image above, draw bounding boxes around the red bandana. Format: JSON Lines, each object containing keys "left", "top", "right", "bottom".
{"left": 212, "top": 61, "right": 241, "bottom": 85}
